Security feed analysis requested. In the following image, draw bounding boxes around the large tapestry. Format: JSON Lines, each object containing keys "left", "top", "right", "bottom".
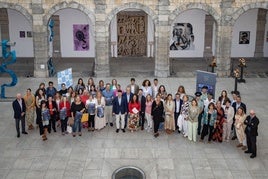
{"left": 73, "top": 24, "right": 89, "bottom": 51}
{"left": 117, "top": 12, "right": 147, "bottom": 57}
{"left": 170, "top": 23, "right": 195, "bottom": 50}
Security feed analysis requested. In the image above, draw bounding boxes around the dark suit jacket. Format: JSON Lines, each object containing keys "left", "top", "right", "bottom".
{"left": 139, "top": 95, "right": 146, "bottom": 113}
{"left": 232, "top": 102, "right": 247, "bottom": 114}
{"left": 174, "top": 98, "right": 183, "bottom": 114}
{"left": 123, "top": 92, "right": 133, "bottom": 104}
{"left": 112, "top": 96, "right": 128, "bottom": 115}
{"left": 244, "top": 115, "right": 259, "bottom": 136}
{"left": 12, "top": 99, "right": 26, "bottom": 119}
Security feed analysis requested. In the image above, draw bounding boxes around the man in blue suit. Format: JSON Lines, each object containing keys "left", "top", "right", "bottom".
{"left": 174, "top": 93, "right": 183, "bottom": 132}
{"left": 113, "top": 90, "right": 128, "bottom": 133}
{"left": 12, "top": 93, "right": 27, "bottom": 138}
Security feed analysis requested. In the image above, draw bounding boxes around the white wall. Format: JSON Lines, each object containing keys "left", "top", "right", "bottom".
{"left": 231, "top": 9, "right": 258, "bottom": 57}
{"left": 55, "top": 8, "right": 95, "bottom": 57}
{"left": 8, "top": 9, "right": 34, "bottom": 57}
{"left": 264, "top": 13, "right": 268, "bottom": 57}
{"left": 110, "top": 11, "right": 154, "bottom": 57}
{"left": 169, "top": 9, "right": 206, "bottom": 58}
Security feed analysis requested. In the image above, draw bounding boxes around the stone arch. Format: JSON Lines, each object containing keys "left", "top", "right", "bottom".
{"left": 43, "top": 1, "right": 95, "bottom": 27}
{"left": 229, "top": 2, "right": 268, "bottom": 26}
{"left": 0, "top": 2, "right": 32, "bottom": 24}
{"left": 169, "top": 3, "right": 220, "bottom": 25}
{"left": 105, "top": 2, "right": 158, "bottom": 26}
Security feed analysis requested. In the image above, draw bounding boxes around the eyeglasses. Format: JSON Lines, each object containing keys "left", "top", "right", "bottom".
{"left": 250, "top": 113, "right": 255, "bottom": 115}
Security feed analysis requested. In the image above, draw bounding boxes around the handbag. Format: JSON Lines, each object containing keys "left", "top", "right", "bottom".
{"left": 67, "top": 117, "right": 74, "bottom": 126}
{"left": 97, "top": 106, "right": 104, "bottom": 118}
{"left": 75, "top": 111, "right": 83, "bottom": 121}
{"left": 59, "top": 108, "right": 67, "bottom": 120}
{"left": 81, "top": 113, "right": 89, "bottom": 123}
{"left": 67, "top": 125, "right": 72, "bottom": 133}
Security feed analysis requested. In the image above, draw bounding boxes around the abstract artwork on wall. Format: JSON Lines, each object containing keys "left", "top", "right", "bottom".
{"left": 239, "top": 31, "right": 250, "bottom": 44}
{"left": 73, "top": 24, "right": 89, "bottom": 51}
{"left": 170, "top": 23, "right": 195, "bottom": 50}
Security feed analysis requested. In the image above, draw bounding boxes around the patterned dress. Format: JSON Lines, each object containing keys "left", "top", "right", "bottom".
{"left": 212, "top": 107, "right": 225, "bottom": 142}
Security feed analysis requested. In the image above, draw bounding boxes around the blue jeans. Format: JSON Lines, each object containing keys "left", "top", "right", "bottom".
{"left": 72, "top": 118, "right": 81, "bottom": 133}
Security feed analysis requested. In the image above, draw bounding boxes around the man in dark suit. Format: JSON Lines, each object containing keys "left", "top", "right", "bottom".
{"left": 244, "top": 110, "right": 259, "bottom": 158}
{"left": 232, "top": 95, "right": 247, "bottom": 140}
{"left": 138, "top": 89, "right": 146, "bottom": 130}
{"left": 174, "top": 93, "right": 182, "bottom": 131}
{"left": 113, "top": 90, "right": 128, "bottom": 133}
{"left": 123, "top": 87, "right": 133, "bottom": 128}
{"left": 12, "top": 93, "right": 28, "bottom": 138}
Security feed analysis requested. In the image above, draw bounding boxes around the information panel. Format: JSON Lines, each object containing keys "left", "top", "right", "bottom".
{"left": 196, "top": 70, "right": 217, "bottom": 97}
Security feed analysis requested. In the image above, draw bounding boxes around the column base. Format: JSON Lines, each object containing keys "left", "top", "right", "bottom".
{"left": 94, "top": 63, "right": 110, "bottom": 77}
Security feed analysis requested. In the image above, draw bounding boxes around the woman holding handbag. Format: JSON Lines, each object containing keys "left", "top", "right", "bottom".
{"left": 151, "top": 94, "right": 164, "bottom": 138}
{"left": 71, "top": 96, "right": 85, "bottom": 137}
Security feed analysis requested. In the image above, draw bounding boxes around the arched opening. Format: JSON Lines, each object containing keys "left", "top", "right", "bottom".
{"left": 230, "top": 7, "right": 268, "bottom": 77}
{"left": 44, "top": 2, "right": 96, "bottom": 77}
{"left": 108, "top": 6, "right": 156, "bottom": 77}
{"left": 169, "top": 6, "right": 219, "bottom": 77}
{"left": 0, "top": 8, "right": 34, "bottom": 77}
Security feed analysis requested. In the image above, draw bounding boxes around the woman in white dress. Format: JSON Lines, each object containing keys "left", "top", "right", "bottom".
{"left": 95, "top": 91, "right": 106, "bottom": 130}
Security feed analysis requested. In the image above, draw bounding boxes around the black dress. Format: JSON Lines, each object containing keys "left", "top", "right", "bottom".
{"left": 151, "top": 101, "right": 164, "bottom": 134}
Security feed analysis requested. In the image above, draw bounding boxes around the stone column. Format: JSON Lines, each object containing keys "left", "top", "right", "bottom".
{"left": 254, "top": 9, "right": 267, "bottom": 58}
{"left": 154, "top": 0, "right": 170, "bottom": 77}
{"left": 216, "top": 0, "right": 235, "bottom": 77}
{"left": 215, "top": 25, "right": 233, "bottom": 77}
{"left": 203, "top": 15, "right": 214, "bottom": 58}
{"left": 94, "top": 0, "right": 110, "bottom": 77}
{"left": 0, "top": 8, "right": 9, "bottom": 40}
{"left": 32, "top": 1, "right": 48, "bottom": 77}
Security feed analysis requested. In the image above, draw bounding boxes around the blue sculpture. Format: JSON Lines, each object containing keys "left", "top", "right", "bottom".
{"left": 0, "top": 40, "right": 17, "bottom": 98}
{"left": 49, "top": 19, "right": 54, "bottom": 42}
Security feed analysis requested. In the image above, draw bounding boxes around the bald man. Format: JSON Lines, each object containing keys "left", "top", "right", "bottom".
{"left": 12, "top": 93, "right": 27, "bottom": 138}
{"left": 244, "top": 110, "right": 259, "bottom": 158}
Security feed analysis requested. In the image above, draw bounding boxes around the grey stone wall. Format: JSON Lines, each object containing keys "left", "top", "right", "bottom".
{"left": 0, "top": 0, "right": 267, "bottom": 77}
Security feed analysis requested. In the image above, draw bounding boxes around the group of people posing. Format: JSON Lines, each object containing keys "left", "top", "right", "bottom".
{"left": 12, "top": 77, "right": 259, "bottom": 158}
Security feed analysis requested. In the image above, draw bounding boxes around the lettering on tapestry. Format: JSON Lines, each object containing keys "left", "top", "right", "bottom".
{"left": 117, "top": 12, "right": 147, "bottom": 57}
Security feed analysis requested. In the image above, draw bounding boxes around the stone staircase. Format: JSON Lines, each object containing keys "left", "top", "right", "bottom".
{"left": 110, "top": 57, "right": 155, "bottom": 77}
{"left": 53, "top": 57, "right": 95, "bottom": 77}
{"left": 0, "top": 57, "right": 34, "bottom": 77}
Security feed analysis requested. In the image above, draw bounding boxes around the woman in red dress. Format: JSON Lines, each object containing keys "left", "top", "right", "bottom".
{"left": 128, "top": 94, "right": 140, "bottom": 132}
{"left": 212, "top": 101, "right": 225, "bottom": 142}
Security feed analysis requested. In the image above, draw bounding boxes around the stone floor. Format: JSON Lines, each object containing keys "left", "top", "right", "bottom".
{"left": 0, "top": 77, "right": 268, "bottom": 179}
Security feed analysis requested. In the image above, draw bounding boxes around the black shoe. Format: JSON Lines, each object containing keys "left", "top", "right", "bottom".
{"left": 116, "top": 129, "right": 119, "bottom": 133}
{"left": 141, "top": 127, "right": 144, "bottom": 130}
{"left": 17, "top": 133, "right": 20, "bottom": 138}
{"left": 53, "top": 129, "right": 57, "bottom": 132}
{"left": 231, "top": 136, "right": 237, "bottom": 140}
{"left": 22, "top": 132, "right": 28, "bottom": 134}
{"left": 178, "top": 130, "right": 181, "bottom": 133}
{"left": 197, "top": 132, "right": 200, "bottom": 135}
{"left": 110, "top": 123, "right": 113, "bottom": 127}
{"left": 250, "top": 154, "right": 256, "bottom": 158}
{"left": 245, "top": 150, "right": 252, "bottom": 154}
{"left": 122, "top": 129, "right": 125, "bottom": 133}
